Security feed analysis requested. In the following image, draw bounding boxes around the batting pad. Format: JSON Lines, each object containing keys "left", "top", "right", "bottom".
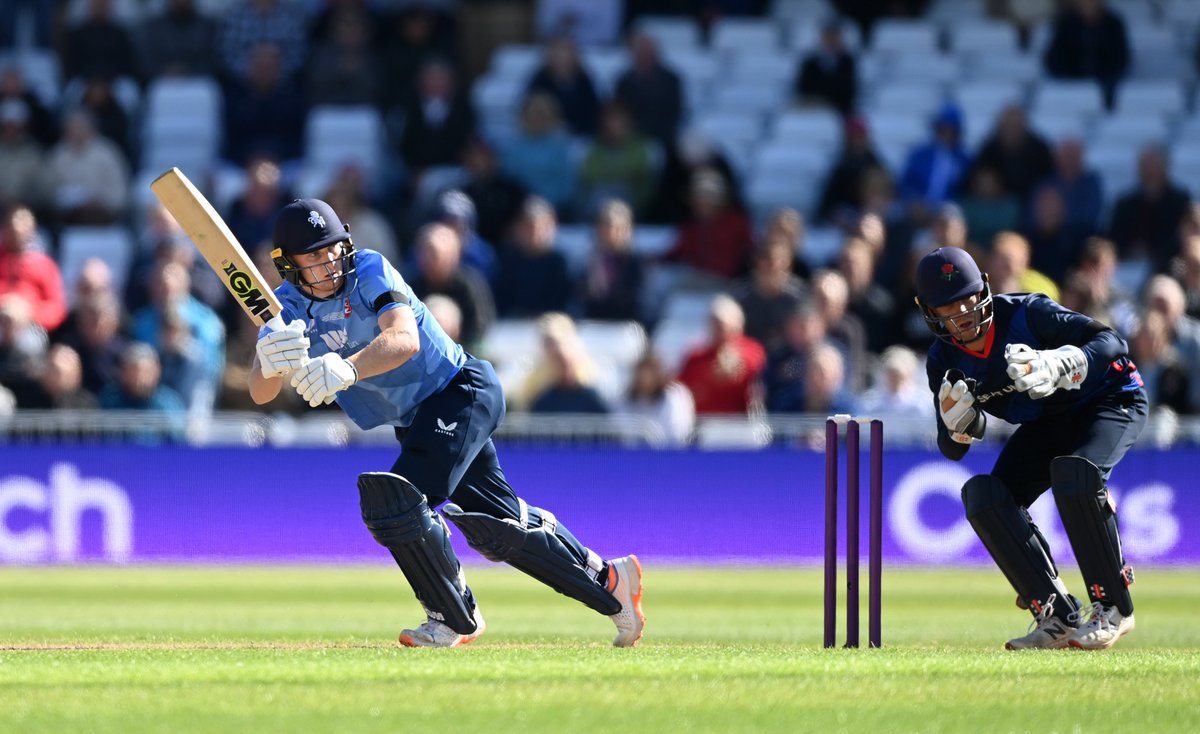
{"left": 357, "top": 472, "right": 478, "bottom": 634}
{"left": 1051, "top": 456, "right": 1135, "bottom": 616}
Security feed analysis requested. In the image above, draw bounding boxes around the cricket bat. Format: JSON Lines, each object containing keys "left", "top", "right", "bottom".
{"left": 150, "top": 167, "right": 284, "bottom": 330}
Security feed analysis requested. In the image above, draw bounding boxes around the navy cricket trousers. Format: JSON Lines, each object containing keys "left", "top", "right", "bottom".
{"left": 992, "top": 388, "right": 1148, "bottom": 508}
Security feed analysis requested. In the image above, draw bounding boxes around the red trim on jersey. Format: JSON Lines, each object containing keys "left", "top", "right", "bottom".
{"left": 952, "top": 324, "right": 995, "bottom": 359}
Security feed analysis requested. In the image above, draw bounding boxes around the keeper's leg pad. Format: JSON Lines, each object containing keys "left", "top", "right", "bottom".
{"left": 357, "top": 472, "right": 478, "bottom": 635}
{"left": 962, "top": 474, "right": 1079, "bottom": 622}
{"left": 1051, "top": 456, "right": 1135, "bottom": 616}
{"left": 442, "top": 500, "right": 621, "bottom": 615}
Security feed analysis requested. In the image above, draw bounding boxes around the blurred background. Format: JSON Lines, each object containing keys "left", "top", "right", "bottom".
{"left": 1, "top": 0, "right": 1200, "bottom": 453}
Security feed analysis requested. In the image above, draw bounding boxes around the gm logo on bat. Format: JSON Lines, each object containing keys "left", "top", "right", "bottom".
{"left": 222, "top": 261, "right": 273, "bottom": 324}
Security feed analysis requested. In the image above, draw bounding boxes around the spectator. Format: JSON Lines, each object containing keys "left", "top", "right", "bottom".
{"left": 811, "top": 268, "right": 866, "bottom": 391}
{"left": 988, "top": 231, "right": 1060, "bottom": 298}
{"left": 663, "top": 168, "right": 754, "bottom": 281}
{"left": 899, "top": 103, "right": 969, "bottom": 224}
{"left": 379, "top": 7, "right": 456, "bottom": 113}
{"left": 1060, "top": 236, "right": 1135, "bottom": 333}
{"left": 799, "top": 341, "right": 858, "bottom": 415}
{"left": 222, "top": 43, "right": 306, "bottom": 166}
{"left": 1141, "top": 274, "right": 1200, "bottom": 413}
{"left": 618, "top": 351, "right": 695, "bottom": 447}
{"left": 0, "top": 99, "right": 46, "bottom": 209}
{"left": 16, "top": 343, "right": 98, "bottom": 410}
{"left": 128, "top": 205, "right": 226, "bottom": 319}
{"left": 0, "top": 293, "right": 46, "bottom": 402}
{"left": 495, "top": 197, "right": 573, "bottom": 317}
{"left": 0, "top": 64, "right": 55, "bottom": 147}
{"left": 225, "top": 158, "right": 289, "bottom": 260}
{"left": 762, "top": 207, "right": 811, "bottom": 280}
{"left": 576, "top": 102, "right": 656, "bottom": 217}
{"left": 138, "top": 0, "right": 219, "bottom": 79}
{"left": 0, "top": 0, "right": 53, "bottom": 50}
{"left": 816, "top": 114, "right": 884, "bottom": 228}
{"left": 731, "top": 232, "right": 808, "bottom": 351}
{"left": 677, "top": 294, "right": 766, "bottom": 415}
{"left": 580, "top": 199, "right": 644, "bottom": 322}
{"left": 970, "top": 105, "right": 1055, "bottom": 206}
{"left": 0, "top": 204, "right": 65, "bottom": 332}
{"left": 63, "top": 0, "right": 138, "bottom": 83}
{"left": 537, "top": 0, "right": 623, "bottom": 47}
{"left": 859, "top": 170, "right": 915, "bottom": 290}
{"left": 130, "top": 261, "right": 225, "bottom": 392}
{"left": 764, "top": 303, "right": 826, "bottom": 412}
{"left": 793, "top": 19, "right": 857, "bottom": 117}
{"left": 500, "top": 93, "right": 575, "bottom": 213}
{"left": 219, "top": 0, "right": 308, "bottom": 83}
{"left": 1174, "top": 235, "right": 1200, "bottom": 321}
{"left": 306, "top": 9, "right": 379, "bottom": 107}
{"left": 399, "top": 59, "right": 475, "bottom": 177}
{"left": 1043, "top": 0, "right": 1130, "bottom": 109}
{"left": 1108, "top": 144, "right": 1192, "bottom": 273}
{"left": 858, "top": 345, "right": 931, "bottom": 421}
{"left": 157, "top": 304, "right": 217, "bottom": 414}
{"left": 57, "top": 292, "right": 127, "bottom": 395}
{"left": 614, "top": 31, "right": 683, "bottom": 146}
{"left": 1034, "top": 137, "right": 1104, "bottom": 238}
{"left": 55, "top": 257, "right": 118, "bottom": 342}
{"left": 912, "top": 201, "right": 972, "bottom": 256}
{"left": 98, "top": 342, "right": 187, "bottom": 442}
{"left": 323, "top": 164, "right": 401, "bottom": 266}
{"left": 434, "top": 189, "right": 499, "bottom": 284}
{"left": 459, "top": 136, "right": 529, "bottom": 247}
{"left": 408, "top": 222, "right": 495, "bottom": 349}
{"left": 528, "top": 312, "right": 612, "bottom": 414}
{"left": 78, "top": 75, "right": 131, "bottom": 159}
{"left": 1024, "top": 185, "right": 1087, "bottom": 284}
{"left": 837, "top": 236, "right": 896, "bottom": 355}
{"left": 45, "top": 109, "right": 130, "bottom": 225}
{"left": 648, "top": 129, "right": 743, "bottom": 225}
{"left": 424, "top": 294, "right": 463, "bottom": 342}
{"left": 527, "top": 37, "right": 601, "bottom": 137}
{"left": 959, "top": 164, "right": 1021, "bottom": 249}
{"left": 1129, "top": 309, "right": 1188, "bottom": 412}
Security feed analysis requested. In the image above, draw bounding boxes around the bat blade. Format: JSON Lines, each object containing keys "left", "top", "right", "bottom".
{"left": 150, "top": 167, "right": 282, "bottom": 327}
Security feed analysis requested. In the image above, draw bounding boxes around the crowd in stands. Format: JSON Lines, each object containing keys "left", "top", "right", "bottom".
{"left": 3, "top": 0, "right": 1200, "bottom": 446}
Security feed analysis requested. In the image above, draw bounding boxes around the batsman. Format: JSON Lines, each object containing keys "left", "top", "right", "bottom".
{"left": 248, "top": 199, "right": 644, "bottom": 647}
{"left": 915, "top": 246, "right": 1144, "bottom": 650}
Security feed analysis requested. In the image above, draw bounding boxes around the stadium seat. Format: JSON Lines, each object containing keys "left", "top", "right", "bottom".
{"left": 488, "top": 44, "right": 543, "bottom": 82}
{"left": 710, "top": 18, "right": 782, "bottom": 53}
{"left": 58, "top": 226, "right": 135, "bottom": 305}
{"left": 635, "top": 15, "right": 702, "bottom": 50}
{"left": 771, "top": 109, "right": 844, "bottom": 148}
{"left": 651, "top": 315, "right": 709, "bottom": 374}
{"left": 1164, "top": 0, "right": 1200, "bottom": 24}
{"left": 1028, "top": 110, "right": 1089, "bottom": 143}
{"left": 926, "top": 0, "right": 987, "bottom": 22}
{"left": 871, "top": 19, "right": 940, "bottom": 55}
{"left": 303, "top": 106, "right": 384, "bottom": 181}
{"left": 478, "top": 318, "right": 543, "bottom": 368}
{"left": 1032, "top": 81, "right": 1105, "bottom": 119}
{"left": 660, "top": 290, "right": 721, "bottom": 321}
{"left": 1086, "top": 145, "right": 1140, "bottom": 206}
{"left": 1092, "top": 114, "right": 1170, "bottom": 149}
{"left": 772, "top": 0, "right": 837, "bottom": 22}
{"left": 802, "top": 226, "right": 844, "bottom": 269}
{"left": 711, "top": 83, "right": 786, "bottom": 115}
{"left": 967, "top": 52, "right": 1041, "bottom": 84}
{"left": 632, "top": 226, "right": 677, "bottom": 258}
{"left": 726, "top": 51, "right": 796, "bottom": 88}
{"left": 887, "top": 54, "right": 958, "bottom": 85}
{"left": 866, "top": 81, "right": 946, "bottom": 118}
{"left": 785, "top": 18, "right": 862, "bottom": 53}
{"left": 9, "top": 50, "right": 60, "bottom": 107}
{"left": 577, "top": 320, "right": 648, "bottom": 369}
{"left": 554, "top": 225, "right": 592, "bottom": 276}
{"left": 693, "top": 112, "right": 763, "bottom": 153}
{"left": 581, "top": 47, "right": 629, "bottom": 98}
{"left": 947, "top": 20, "right": 1019, "bottom": 55}
{"left": 694, "top": 417, "right": 772, "bottom": 449}
{"left": 752, "top": 142, "right": 831, "bottom": 180}
{"left": 747, "top": 168, "right": 821, "bottom": 220}
{"left": 1115, "top": 81, "right": 1186, "bottom": 118}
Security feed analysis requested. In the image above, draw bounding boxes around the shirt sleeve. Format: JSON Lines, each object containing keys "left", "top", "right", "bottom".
{"left": 1024, "top": 294, "right": 1128, "bottom": 365}
{"left": 355, "top": 251, "right": 412, "bottom": 315}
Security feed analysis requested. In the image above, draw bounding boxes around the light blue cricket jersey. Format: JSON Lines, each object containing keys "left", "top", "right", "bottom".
{"left": 260, "top": 249, "right": 466, "bottom": 429}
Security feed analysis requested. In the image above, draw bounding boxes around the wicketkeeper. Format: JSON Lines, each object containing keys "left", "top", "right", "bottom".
{"left": 915, "top": 246, "right": 1143, "bottom": 650}
{"left": 248, "top": 199, "right": 644, "bottom": 647}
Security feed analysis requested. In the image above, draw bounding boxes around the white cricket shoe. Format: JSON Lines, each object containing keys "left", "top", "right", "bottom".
{"left": 399, "top": 606, "right": 486, "bottom": 648}
{"left": 605, "top": 555, "right": 645, "bottom": 648}
{"left": 1069, "top": 602, "right": 1135, "bottom": 650}
{"left": 1005, "top": 594, "right": 1076, "bottom": 650}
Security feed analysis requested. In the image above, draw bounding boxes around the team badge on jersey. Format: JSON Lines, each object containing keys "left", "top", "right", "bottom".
{"left": 344, "top": 296, "right": 352, "bottom": 317}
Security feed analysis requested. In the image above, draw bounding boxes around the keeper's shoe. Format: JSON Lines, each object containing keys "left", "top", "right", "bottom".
{"left": 1005, "top": 594, "right": 1077, "bottom": 650}
{"left": 1068, "top": 602, "right": 1135, "bottom": 650}
{"left": 605, "top": 555, "right": 645, "bottom": 648}
{"left": 399, "top": 606, "right": 486, "bottom": 648}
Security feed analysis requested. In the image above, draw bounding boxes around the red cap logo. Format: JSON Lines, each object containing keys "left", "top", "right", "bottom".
{"left": 941, "top": 263, "right": 956, "bottom": 281}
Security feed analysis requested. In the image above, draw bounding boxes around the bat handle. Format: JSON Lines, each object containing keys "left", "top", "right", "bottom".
{"left": 264, "top": 314, "right": 286, "bottom": 332}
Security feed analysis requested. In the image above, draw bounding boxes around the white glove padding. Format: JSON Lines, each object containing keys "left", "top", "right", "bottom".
{"left": 938, "top": 377, "right": 978, "bottom": 435}
{"left": 1005, "top": 343, "right": 1088, "bottom": 400}
{"left": 290, "top": 352, "right": 359, "bottom": 407}
{"left": 256, "top": 319, "right": 310, "bottom": 378}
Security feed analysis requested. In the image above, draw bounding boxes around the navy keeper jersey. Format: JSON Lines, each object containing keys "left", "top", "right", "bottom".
{"left": 259, "top": 248, "right": 466, "bottom": 429}
{"left": 925, "top": 293, "right": 1143, "bottom": 425}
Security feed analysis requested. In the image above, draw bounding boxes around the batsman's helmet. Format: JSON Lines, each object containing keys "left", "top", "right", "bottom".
{"left": 914, "top": 246, "right": 993, "bottom": 345}
{"left": 270, "top": 198, "right": 357, "bottom": 296}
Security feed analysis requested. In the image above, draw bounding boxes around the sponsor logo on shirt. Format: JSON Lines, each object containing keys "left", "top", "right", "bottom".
{"left": 435, "top": 418, "right": 458, "bottom": 436}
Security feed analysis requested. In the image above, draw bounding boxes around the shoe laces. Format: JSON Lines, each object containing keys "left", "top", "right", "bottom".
{"left": 1025, "top": 593, "right": 1057, "bottom": 633}
{"left": 1080, "top": 601, "right": 1115, "bottom": 630}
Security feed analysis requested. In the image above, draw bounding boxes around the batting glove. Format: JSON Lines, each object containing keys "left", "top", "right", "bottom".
{"left": 1005, "top": 343, "right": 1088, "bottom": 400}
{"left": 938, "top": 371, "right": 979, "bottom": 443}
{"left": 290, "top": 352, "right": 359, "bottom": 407}
{"left": 256, "top": 319, "right": 310, "bottom": 378}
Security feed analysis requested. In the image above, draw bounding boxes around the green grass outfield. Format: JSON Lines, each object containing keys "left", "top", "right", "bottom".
{"left": 1, "top": 565, "right": 1198, "bottom": 733}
